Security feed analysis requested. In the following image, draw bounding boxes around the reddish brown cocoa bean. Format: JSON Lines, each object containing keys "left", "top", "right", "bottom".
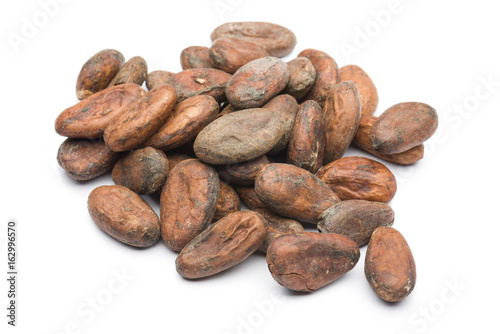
{"left": 255, "top": 163, "right": 341, "bottom": 224}
{"left": 194, "top": 109, "right": 285, "bottom": 165}
{"left": 217, "top": 103, "right": 240, "bottom": 118}
{"left": 146, "top": 70, "right": 175, "bottom": 91}
{"left": 353, "top": 116, "right": 424, "bottom": 165}
{"left": 213, "top": 181, "right": 241, "bottom": 220}
{"left": 180, "top": 46, "right": 214, "bottom": 70}
{"left": 226, "top": 57, "right": 289, "bottom": 109}
{"left": 209, "top": 37, "right": 269, "bottom": 74}
{"left": 87, "top": 185, "right": 160, "bottom": 248}
{"left": 235, "top": 186, "right": 267, "bottom": 210}
{"left": 55, "top": 84, "right": 145, "bottom": 139}
{"left": 266, "top": 232, "right": 360, "bottom": 292}
{"left": 160, "top": 159, "right": 220, "bottom": 252}
{"left": 370, "top": 102, "right": 438, "bottom": 154}
{"left": 108, "top": 56, "right": 148, "bottom": 87}
{"left": 76, "top": 49, "right": 125, "bottom": 100}
{"left": 317, "top": 156, "right": 397, "bottom": 203}
{"left": 143, "top": 95, "right": 219, "bottom": 151}
{"left": 283, "top": 57, "right": 317, "bottom": 100}
{"left": 169, "top": 68, "right": 232, "bottom": 103}
{"left": 263, "top": 94, "right": 300, "bottom": 155}
{"left": 340, "top": 65, "right": 379, "bottom": 116}
{"left": 165, "top": 153, "right": 193, "bottom": 173}
{"left": 318, "top": 200, "right": 394, "bottom": 246}
{"left": 57, "top": 138, "right": 121, "bottom": 181}
{"left": 218, "top": 155, "right": 270, "bottom": 185}
{"left": 210, "top": 22, "right": 297, "bottom": 58}
{"left": 323, "top": 81, "right": 362, "bottom": 163}
{"left": 365, "top": 226, "right": 416, "bottom": 302}
{"left": 254, "top": 209, "right": 304, "bottom": 253}
{"left": 286, "top": 100, "right": 325, "bottom": 173}
{"left": 176, "top": 210, "right": 268, "bottom": 279}
{"left": 298, "top": 49, "right": 340, "bottom": 106}
{"left": 104, "top": 85, "right": 178, "bottom": 152}
{"left": 111, "top": 147, "right": 169, "bottom": 195}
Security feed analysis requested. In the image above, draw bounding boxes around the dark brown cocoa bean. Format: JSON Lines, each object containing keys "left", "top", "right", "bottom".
{"left": 111, "top": 147, "right": 169, "bottom": 195}
{"left": 263, "top": 94, "right": 300, "bottom": 155}
{"left": 255, "top": 163, "right": 340, "bottom": 224}
{"left": 283, "top": 57, "right": 317, "bottom": 100}
{"left": 317, "top": 156, "right": 397, "bottom": 203}
{"left": 87, "top": 185, "right": 160, "bottom": 247}
{"left": 286, "top": 100, "right": 325, "bottom": 173}
{"left": 180, "top": 46, "right": 214, "bottom": 70}
{"left": 340, "top": 65, "right": 378, "bottom": 116}
{"left": 176, "top": 210, "right": 268, "bottom": 279}
{"left": 169, "top": 68, "right": 232, "bottom": 103}
{"left": 209, "top": 37, "right": 269, "bottom": 74}
{"left": 226, "top": 57, "right": 289, "bottom": 109}
{"left": 160, "top": 159, "right": 219, "bottom": 252}
{"left": 194, "top": 109, "right": 285, "bottom": 165}
{"left": 266, "top": 232, "right": 360, "bottom": 292}
{"left": 254, "top": 209, "right": 304, "bottom": 253}
{"left": 57, "top": 138, "right": 120, "bottom": 181}
{"left": 218, "top": 155, "right": 270, "bottom": 185}
{"left": 146, "top": 70, "right": 175, "bottom": 91}
{"left": 213, "top": 181, "right": 241, "bottom": 220}
{"left": 235, "top": 186, "right": 267, "bottom": 210}
{"left": 318, "top": 200, "right": 394, "bottom": 246}
{"left": 365, "top": 226, "right": 416, "bottom": 302}
{"left": 108, "top": 56, "right": 148, "bottom": 87}
{"left": 76, "top": 49, "right": 125, "bottom": 100}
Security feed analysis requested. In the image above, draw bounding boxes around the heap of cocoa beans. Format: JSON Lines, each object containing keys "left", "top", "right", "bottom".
{"left": 55, "top": 22, "right": 438, "bottom": 303}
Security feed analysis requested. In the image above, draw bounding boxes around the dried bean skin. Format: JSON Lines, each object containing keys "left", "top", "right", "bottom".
{"left": 160, "top": 159, "right": 220, "bottom": 252}
{"left": 87, "top": 185, "right": 160, "bottom": 248}
{"left": 209, "top": 37, "right": 269, "bottom": 74}
{"left": 213, "top": 181, "right": 241, "bottom": 220}
{"left": 263, "top": 95, "right": 299, "bottom": 155}
{"left": 266, "top": 232, "right": 360, "bottom": 292}
{"left": 254, "top": 209, "right": 304, "bottom": 253}
{"left": 218, "top": 155, "right": 270, "bottom": 185}
{"left": 365, "top": 226, "right": 416, "bottom": 302}
{"left": 235, "top": 186, "right": 267, "bottom": 210}
{"left": 284, "top": 57, "right": 316, "bottom": 100}
{"left": 370, "top": 102, "right": 438, "bottom": 154}
{"left": 76, "top": 49, "right": 125, "bottom": 100}
{"left": 170, "top": 68, "right": 232, "bottom": 103}
{"left": 176, "top": 211, "right": 268, "bottom": 279}
{"left": 146, "top": 71, "right": 175, "bottom": 91}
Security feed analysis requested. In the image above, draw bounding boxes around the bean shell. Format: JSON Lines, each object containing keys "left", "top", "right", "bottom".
{"left": 180, "top": 46, "right": 214, "bottom": 70}
{"left": 87, "top": 185, "right": 160, "bottom": 248}
{"left": 170, "top": 68, "right": 232, "bottom": 103}
{"left": 263, "top": 94, "right": 300, "bottom": 155}
{"left": 108, "top": 56, "right": 148, "bottom": 87}
{"left": 254, "top": 209, "right": 304, "bottom": 253}
{"left": 146, "top": 70, "right": 175, "bottom": 91}
{"left": 235, "top": 186, "right": 267, "bottom": 210}
{"left": 213, "top": 181, "right": 241, "bottom": 221}
{"left": 218, "top": 155, "right": 270, "bottom": 185}
{"left": 283, "top": 57, "right": 317, "bottom": 100}
{"left": 209, "top": 37, "right": 269, "bottom": 74}
{"left": 365, "top": 226, "right": 416, "bottom": 302}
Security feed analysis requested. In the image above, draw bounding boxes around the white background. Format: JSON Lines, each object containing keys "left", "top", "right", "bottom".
{"left": 1, "top": 0, "right": 499, "bottom": 333}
